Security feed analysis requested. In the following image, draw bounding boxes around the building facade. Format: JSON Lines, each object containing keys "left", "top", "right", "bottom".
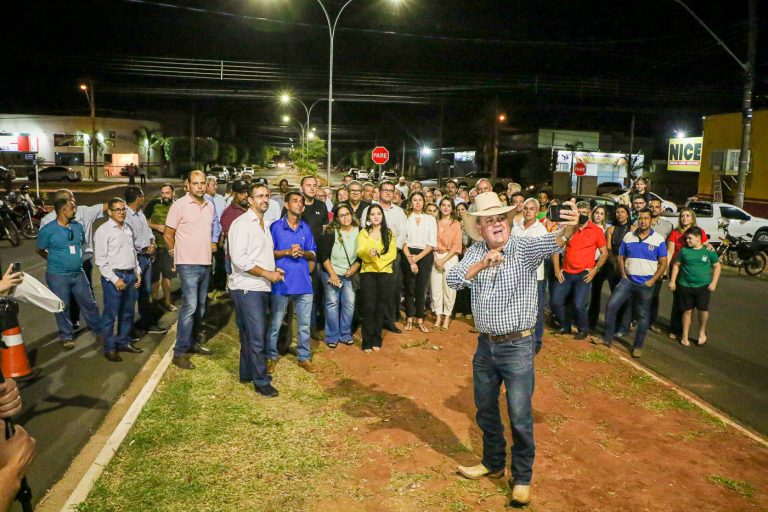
{"left": 698, "top": 110, "right": 768, "bottom": 216}
{"left": 0, "top": 114, "right": 163, "bottom": 179}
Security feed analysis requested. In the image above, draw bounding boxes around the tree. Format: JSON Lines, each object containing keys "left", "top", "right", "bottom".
{"left": 255, "top": 145, "right": 280, "bottom": 168}
{"left": 291, "top": 138, "right": 327, "bottom": 176}
{"left": 219, "top": 143, "right": 237, "bottom": 165}
{"left": 235, "top": 143, "right": 250, "bottom": 165}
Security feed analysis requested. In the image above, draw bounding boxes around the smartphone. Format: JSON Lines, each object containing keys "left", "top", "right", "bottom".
{"left": 548, "top": 205, "right": 568, "bottom": 222}
{"left": 11, "top": 262, "right": 21, "bottom": 274}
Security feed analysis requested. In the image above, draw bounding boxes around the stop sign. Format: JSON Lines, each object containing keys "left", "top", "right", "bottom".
{"left": 574, "top": 162, "right": 587, "bottom": 176}
{"left": 371, "top": 146, "right": 390, "bottom": 165}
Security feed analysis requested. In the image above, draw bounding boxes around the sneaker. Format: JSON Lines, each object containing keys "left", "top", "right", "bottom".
{"left": 298, "top": 360, "right": 317, "bottom": 373}
{"left": 254, "top": 383, "right": 279, "bottom": 398}
{"left": 510, "top": 484, "right": 531, "bottom": 506}
{"left": 72, "top": 321, "right": 81, "bottom": 332}
{"left": 172, "top": 355, "right": 195, "bottom": 370}
{"left": 632, "top": 347, "right": 643, "bottom": 358}
{"left": 465, "top": 314, "right": 473, "bottom": 320}
{"left": 146, "top": 324, "right": 168, "bottom": 334}
{"left": 649, "top": 324, "right": 662, "bottom": 334}
{"left": 574, "top": 331, "right": 589, "bottom": 340}
{"left": 615, "top": 331, "right": 627, "bottom": 338}
{"left": 456, "top": 463, "right": 505, "bottom": 480}
{"left": 62, "top": 340, "right": 75, "bottom": 350}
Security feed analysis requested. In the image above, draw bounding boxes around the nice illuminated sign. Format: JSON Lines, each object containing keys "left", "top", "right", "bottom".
{"left": 668, "top": 137, "right": 702, "bottom": 172}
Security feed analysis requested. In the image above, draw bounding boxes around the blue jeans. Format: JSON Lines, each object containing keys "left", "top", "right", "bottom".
{"left": 100, "top": 271, "right": 138, "bottom": 352}
{"left": 322, "top": 272, "right": 356, "bottom": 344}
{"left": 603, "top": 278, "right": 654, "bottom": 349}
{"left": 551, "top": 270, "right": 592, "bottom": 333}
{"left": 267, "top": 294, "right": 312, "bottom": 362}
{"left": 473, "top": 334, "right": 535, "bottom": 485}
{"left": 46, "top": 271, "right": 103, "bottom": 341}
{"left": 174, "top": 264, "right": 211, "bottom": 356}
{"left": 135, "top": 254, "right": 154, "bottom": 330}
{"left": 231, "top": 290, "right": 272, "bottom": 386}
{"left": 534, "top": 279, "right": 545, "bottom": 352}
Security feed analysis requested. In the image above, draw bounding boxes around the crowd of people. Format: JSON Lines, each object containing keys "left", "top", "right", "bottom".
{"left": 15, "top": 170, "right": 723, "bottom": 508}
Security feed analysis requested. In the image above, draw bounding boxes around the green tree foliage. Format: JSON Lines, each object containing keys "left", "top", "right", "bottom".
{"left": 291, "top": 138, "right": 327, "bottom": 176}
{"left": 163, "top": 137, "right": 219, "bottom": 165}
{"left": 256, "top": 145, "right": 281, "bottom": 167}
{"left": 219, "top": 143, "right": 237, "bottom": 165}
{"left": 235, "top": 143, "right": 250, "bottom": 165}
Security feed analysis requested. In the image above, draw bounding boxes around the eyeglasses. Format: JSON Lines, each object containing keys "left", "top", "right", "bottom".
{"left": 338, "top": 212, "right": 352, "bottom": 218}
{"left": 349, "top": 189, "right": 362, "bottom": 193}
{"left": 111, "top": 208, "right": 127, "bottom": 213}
{"left": 381, "top": 188, "right": 395, "bottom": 193}
{"left": 67, "top": 228, "right": 74, "bottom": 241}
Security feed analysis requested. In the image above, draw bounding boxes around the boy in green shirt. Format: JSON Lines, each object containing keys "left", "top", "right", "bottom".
{"left": 669, "top": 226, "right": 720, "bottom": 347}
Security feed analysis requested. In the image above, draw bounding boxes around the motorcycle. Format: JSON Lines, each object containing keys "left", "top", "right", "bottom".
{"left": 0, "top": 198, "right": 21, "bottom": 247}
{"left": 716, "top": 218, "right": 768, "bottom": 276}
{"left": 6, "top": 189, "right": 47, "bottom": 239}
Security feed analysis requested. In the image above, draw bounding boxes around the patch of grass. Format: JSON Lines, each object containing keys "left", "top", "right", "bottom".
{"left": 545, "top": 413, "right": 568, "bottom": 433}
{"left": 588, "top": 373, "right": 618, "bottom": 391}
{"left": 77, "top": 321, "right": 365, "bottom": 512}
{"left": 577, "top": 349, "right": 611, "bottom": 363}
{"left": 387, "top": 442, "right": 419, "bottom": 460}
{"left": 707, "top": 475, "right": 755, "bottom": 498}
{"left": 388, "top": 471, "right": 432, "bottom": 495}
{"left": 628, "top": 373, "right": 654, "bottom": 391}
{"left": 643, "top": 390, "right": 697, "bottom": 412}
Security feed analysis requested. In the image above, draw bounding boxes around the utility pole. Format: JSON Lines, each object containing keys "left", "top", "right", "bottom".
{"left": 79, "top": 82, "right": 98, "bottom": 181}
{"left": 190, "top": 108, "right": 196, "bottom": 171}
{"left": 673, "top": 0, "right": 756, "bottom": 208}
{"left": 401, "top": 139, "right": 406, "bottom": 177}
{"left": 491, "top": 96, "right": 499, "bottom": 180}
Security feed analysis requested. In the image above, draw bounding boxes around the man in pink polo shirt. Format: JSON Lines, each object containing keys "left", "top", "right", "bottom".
{"left": 164, "top": 170, "right": 219, "bottom": 369}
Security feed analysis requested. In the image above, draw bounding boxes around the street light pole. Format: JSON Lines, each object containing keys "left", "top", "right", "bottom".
{"left": 79, "top": 82, "right": 98, "bottom": 182}
{"left": 673, "top": 0, "right": 756, "bottom": 208}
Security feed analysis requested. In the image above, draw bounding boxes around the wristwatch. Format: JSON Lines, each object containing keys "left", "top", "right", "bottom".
{"left": 558, "top": 229, "right": 572, "bottom": 243}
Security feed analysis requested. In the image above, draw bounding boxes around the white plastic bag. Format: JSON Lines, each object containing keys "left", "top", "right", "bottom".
{"left": 11, "top": 272, "right": 65, "bottom": 313}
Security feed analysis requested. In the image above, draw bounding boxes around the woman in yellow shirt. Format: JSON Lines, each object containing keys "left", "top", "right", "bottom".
{"left": 357, "top": 204, "right": 397, "bottom": 352}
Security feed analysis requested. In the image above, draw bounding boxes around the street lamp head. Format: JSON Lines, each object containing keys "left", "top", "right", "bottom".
{"left": 79, "top": 84, "right": 88, "bottom": 91}
{"left": 311, "top": 127, "right": 317, "bottom": 132}
{"left": 420, "top": 147, "right": 433, "bottom": 157}
{"left": 282, "top": 115, "right": 290, "bottom": 123}
{"left": 675, "top": 129, "right": 687, "bottom": 138}
{"left": 279, "top": 93, "right": 291, "bottom": 104}
{"left": 308, "top": 132, "right": 316, "bottom": 140}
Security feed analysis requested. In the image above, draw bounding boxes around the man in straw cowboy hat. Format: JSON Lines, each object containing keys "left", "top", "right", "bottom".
{"left": 447, "top": 192, "right": 579, "bottom": 507}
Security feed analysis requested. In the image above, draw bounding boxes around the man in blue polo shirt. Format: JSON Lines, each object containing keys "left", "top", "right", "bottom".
{"left": 37, "top": 198, "right": 105, "bottom": 349}
{"left": 266, "top": 191, "right": 318, "bottom": 373}
{"left": 600, "top": 208, "right": 668, "bottom": 357}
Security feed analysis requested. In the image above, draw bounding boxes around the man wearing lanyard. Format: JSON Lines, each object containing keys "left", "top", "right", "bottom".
{"left": 39, "top": 189, "right": 107, "bottom": 331}
{"left": 94, "top": 198, "right": 143, "bottom": 362}
{"left": 164, "top": 171, "right": 217, "bottom": 370}
{"left": 37, "top": 198, "right": 106, "bottom": 349}
{"left": 124, "top": 186, "right": 167, "bottom": 336}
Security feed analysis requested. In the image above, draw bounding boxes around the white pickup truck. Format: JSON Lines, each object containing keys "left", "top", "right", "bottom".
{"left": 687, "top": 201, "right": 768, "bottom": 243}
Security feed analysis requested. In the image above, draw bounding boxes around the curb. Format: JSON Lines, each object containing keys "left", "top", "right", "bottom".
{"left": 615, "top": 352, "right": 768, "bottom": 448}
{"left": 37, "top": 326, "right": 177, "bottom": 511}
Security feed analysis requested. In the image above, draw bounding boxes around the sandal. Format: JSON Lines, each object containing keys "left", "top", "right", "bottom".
{"left": 327, "top": 342, "right": 338, "bottom": 349}
{"left": 417, "top": 322, "right": 429, "bottom": 333}
{"left": 372, "top": 346, "right": 381, "bottom": 352}
{"left": 697, "top": 336, "right": 707, "bottom": 346}
{"left": 342, "top": 339, "right": 355, "bottom": 345}
{"left": 404, "top": 321, "right": 413, "bottom": 331}
{"left": 363, "top": 348, "right": 372, "bottom": 353}
{"left": 680, "top": 338, "right": 691, "bottom": 347}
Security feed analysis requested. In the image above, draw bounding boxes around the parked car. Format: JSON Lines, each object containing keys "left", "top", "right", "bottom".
{"left": 381, "top": 170, "right": 398, "bottom": 181}
{"left": 207, "top": 166, "right": 229, "bottom": 183}
{"left": 455, "top": 171, "right": 492, "bottom": 188}
{"left": 28, "top": 166, "right": 82, "bottom": 182}
{"left": 686, "top": 201, "right": 768, "bottom": 244}
{"left": 602, "top": 188, "right": 677, "bottom": 213}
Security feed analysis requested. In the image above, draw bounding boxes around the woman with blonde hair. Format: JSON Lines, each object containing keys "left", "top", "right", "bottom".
{"left": 431, "top": 197, "right": 462, "bottom": 330}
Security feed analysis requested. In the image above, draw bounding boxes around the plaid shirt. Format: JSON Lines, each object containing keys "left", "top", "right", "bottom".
{"left": 447, "top": 233, "right": 562, "bottom": 335}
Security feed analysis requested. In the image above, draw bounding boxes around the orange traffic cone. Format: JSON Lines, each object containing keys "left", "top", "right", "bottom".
{"left": 1, "top": 320, "right": 35, "bottom": 380}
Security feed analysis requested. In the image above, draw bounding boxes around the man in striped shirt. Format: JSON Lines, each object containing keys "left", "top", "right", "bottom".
{"left": 600, "top": 208, "right": 668, "bottom": 357}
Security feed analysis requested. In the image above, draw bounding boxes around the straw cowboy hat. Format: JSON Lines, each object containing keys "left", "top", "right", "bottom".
{"left": 465, "top": 192, "right": 515, "bottom": 241}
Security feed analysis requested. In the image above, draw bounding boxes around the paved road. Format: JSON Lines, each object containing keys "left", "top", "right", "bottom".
{"left": 592, "top": 269, "right": 768, "bottom": 437}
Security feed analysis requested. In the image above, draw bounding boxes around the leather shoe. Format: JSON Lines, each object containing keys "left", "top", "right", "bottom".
{"left": 172, "top": 355, "right": 195, "bottom": 370}
{"left": 510, "top": 484, "right": 531, "bottom": 506}
{"left": 384, "top": 323, "right": 402, "bottom": 334}
{"left": 104, "top": 351, "right": 123, "bottom": 363}
{"left": 188, "top": 344, "right": 212, "bottom": 356}
{"left": 457, "top": 463, "right": 505, "bottom": 480}
{"left": 298, "top": 360, "right": 317, "bottom": 373}
{"left": 118, "top": 343, "right": 143, "bottom": 354}
{"left": 574, "top": 331, "right": 589, "bottom": 340}
{"left": 555, "top": 327, "right": 570, "bottom": 335}
{"left": 266, "top": 359, "right": 276, "bottom": 374}
{"left": 146, "top": 324, "right": 168, "bottom": 334}
{"left": 254, "top": 383, "right": 279, "bottom": 398}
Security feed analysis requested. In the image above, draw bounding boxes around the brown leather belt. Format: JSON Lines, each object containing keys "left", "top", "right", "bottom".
{"left": 487, "top": 329, "right": 534, "bottom": 343}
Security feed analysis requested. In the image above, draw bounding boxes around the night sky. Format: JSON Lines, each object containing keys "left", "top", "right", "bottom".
{"left": 4, "top": 0, "right": 766, "bottom": 158}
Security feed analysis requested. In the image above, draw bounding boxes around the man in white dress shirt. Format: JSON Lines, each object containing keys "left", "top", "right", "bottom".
{"left": 94, "top": 198, "right": 143, "bottom": 362}
{"left": 228, "top": 182, "right": 285, "bottom": 397}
